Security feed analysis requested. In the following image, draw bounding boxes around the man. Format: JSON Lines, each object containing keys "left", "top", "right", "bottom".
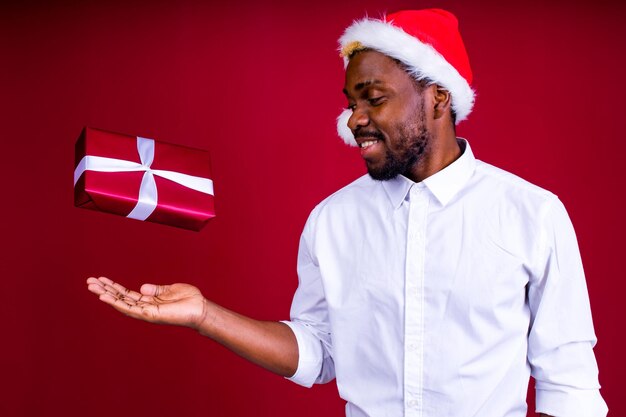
{"left": 87, "top": 9, "right": 607, "bottom": 417}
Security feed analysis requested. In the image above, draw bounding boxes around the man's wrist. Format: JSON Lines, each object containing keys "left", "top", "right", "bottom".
{"left": 194, "top": 298, "right": 217, "bottom": 336}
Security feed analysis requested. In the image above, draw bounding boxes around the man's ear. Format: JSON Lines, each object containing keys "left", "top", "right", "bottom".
{"left": 433, "top": 85, "right": 452, "bottom": 120}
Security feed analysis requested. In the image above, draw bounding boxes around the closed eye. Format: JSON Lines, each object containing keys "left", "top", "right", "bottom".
{"left": 368, "top": 97, "right": 386, "bottom": 106}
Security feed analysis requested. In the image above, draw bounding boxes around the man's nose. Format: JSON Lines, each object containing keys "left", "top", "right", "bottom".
{"left": 348, "top": 107, "right": 369, "bottom": 131}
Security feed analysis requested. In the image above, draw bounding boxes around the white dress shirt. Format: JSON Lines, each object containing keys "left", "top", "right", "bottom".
{"left": 283, "top": 140, "right": 607, "bottom": 417}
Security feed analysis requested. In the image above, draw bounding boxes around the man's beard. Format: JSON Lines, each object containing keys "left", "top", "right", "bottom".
{"left": 367, "top": 123, "right": 430, "bottom": 181}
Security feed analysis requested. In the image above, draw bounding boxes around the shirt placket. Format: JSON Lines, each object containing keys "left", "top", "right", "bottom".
{"left": 404, "top": 184, "right": 428, "bottom": 417}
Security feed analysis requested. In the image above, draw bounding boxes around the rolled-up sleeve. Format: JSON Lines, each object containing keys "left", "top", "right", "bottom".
{"left": 282, "top": 211, "right": 335, "bottom": 387}
{"left": 528, "top": 198, "right": 608, "bottom": 417}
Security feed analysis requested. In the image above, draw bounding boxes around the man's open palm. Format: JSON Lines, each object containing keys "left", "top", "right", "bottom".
{"left": 86, "top": 277, "right": 207, "bottom": 329}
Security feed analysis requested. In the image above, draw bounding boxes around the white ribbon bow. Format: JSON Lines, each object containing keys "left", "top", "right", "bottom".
{"left": 74, "top": 136, "right": 214, "bottom": 221}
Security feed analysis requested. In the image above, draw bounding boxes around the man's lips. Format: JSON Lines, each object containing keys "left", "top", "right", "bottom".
{"left": 359, "top": 139, "right": 379, "bottom": 149}
{"left": 355, "top": 131, "right": 384, "bottom": 149}
{"left": 355, "top": 133, "right": 384, "bottom": 158}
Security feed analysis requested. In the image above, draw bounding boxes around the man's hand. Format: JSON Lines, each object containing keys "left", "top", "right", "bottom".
{"left": 86, "top": 277, "right": 207, "bottom": 330}
{"left": 86, "top": 276, "right": 298, "bottom": 377}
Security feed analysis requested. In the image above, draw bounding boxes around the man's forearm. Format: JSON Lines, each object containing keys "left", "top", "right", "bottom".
{"left": 195, "top": 298, "right": 298, "bottom": 377}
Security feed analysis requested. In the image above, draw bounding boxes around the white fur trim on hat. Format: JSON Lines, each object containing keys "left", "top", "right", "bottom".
{"left": 336, "top": 108, "right": 356, "bottom": 146}
{"left": 337, "top": 18, "right": 475, "bottom": 146}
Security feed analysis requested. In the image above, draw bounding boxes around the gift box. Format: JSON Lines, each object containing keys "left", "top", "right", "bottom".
{"left": 74, "top": 127, "right": 215, "bottom": 231}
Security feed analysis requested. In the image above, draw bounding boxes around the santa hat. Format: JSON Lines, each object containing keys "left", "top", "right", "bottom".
{"left": 336, "top": 9, "right": 475, "bottom": 146}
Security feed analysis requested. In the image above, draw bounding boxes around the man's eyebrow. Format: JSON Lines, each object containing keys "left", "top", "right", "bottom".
{"left": 343, "top": 79, "right": 383, "bottom": 96}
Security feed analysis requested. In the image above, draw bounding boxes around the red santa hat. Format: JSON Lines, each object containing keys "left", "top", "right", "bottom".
{"left": 337, "top": 9, "right": 475, "bottom": 146}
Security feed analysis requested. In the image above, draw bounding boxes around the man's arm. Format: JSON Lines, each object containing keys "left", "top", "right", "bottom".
{"left": 86, "top": 276, "right": 298, "bottom": 377}
{"left": 527, "top": 199, "right": 607, "bottom": 417}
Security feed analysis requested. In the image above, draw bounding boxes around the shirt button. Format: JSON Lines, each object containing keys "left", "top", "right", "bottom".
{"left": 407, "top": 343, "right": 417, "bottom": 352}
{"left": 407, "top": 399, "right": 418, "bottom": 408}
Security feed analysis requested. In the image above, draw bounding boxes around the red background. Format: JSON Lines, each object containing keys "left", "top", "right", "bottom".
{"left": 1, "top": 1, "right": 624, "bottom": 416}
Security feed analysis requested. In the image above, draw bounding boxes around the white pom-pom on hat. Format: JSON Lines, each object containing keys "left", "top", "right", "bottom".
{"left": 337, "top": 108, "right": 357, "bottom": 146}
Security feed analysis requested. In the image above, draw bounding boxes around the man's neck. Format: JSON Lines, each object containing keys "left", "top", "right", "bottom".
{"left": 406, "top": 132, "right": 462, "bottom": 183}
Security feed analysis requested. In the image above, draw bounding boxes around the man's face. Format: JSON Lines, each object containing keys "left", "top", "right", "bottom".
{"left": 343, "top": 50, "right": 430, "bottom": 181}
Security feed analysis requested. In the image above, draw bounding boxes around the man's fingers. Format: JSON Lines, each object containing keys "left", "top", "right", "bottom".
{"left": 87, "top": 277, "right": 161, "bottom": 322}
{"left": 97, "top": 276, "right": 116, "bottom": 286}
{"left": 87, "top": 277, "right": 144, "bottom": 301}
{"left": 87, "top": 282, "right": 106, "bottom": 295}
{"left": 86, "top": 277, "right": 101, "bottom": 285}
{"left": 86, "top": 277, "right": 108, "bottom": 290}
{"left": 99, "top": 292, "right": 130, "bottom": 310}
{"left": 98, "top": 277, "right": 136, "bottom": 299}
{"left": 86, "top": 277, "right": 118, "bottom": 294}
{"left": 140, "top": 283, "right": 168, "bottom": 297}
{"left": 99, "top": 293, "right": 155, "bottom": 319}
{"left": 99, "top": 284, "right": 145, "bottom": 307}
{"left": 111, "top": 282, "right": 144, "bottom": 302}
{"left": 86, "top": 277, "right": 114, "bottom": 296}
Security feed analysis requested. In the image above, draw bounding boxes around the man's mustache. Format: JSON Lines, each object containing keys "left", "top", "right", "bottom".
{"left": 354, "top": 130, "right": 384, "bottom": 141}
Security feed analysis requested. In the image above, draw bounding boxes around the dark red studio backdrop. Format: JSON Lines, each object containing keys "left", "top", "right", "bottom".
{"left": 1, "top": 1, "right": 624, "bottom": 416}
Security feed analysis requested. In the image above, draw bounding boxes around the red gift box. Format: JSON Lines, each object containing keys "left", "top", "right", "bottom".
{"left": 74, "top": 127, "right": 215, "bottom": 231}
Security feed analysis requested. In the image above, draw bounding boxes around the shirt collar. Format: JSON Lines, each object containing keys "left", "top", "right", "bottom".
{"left": 382, "top": 138, "right": 476, "bottom": 209}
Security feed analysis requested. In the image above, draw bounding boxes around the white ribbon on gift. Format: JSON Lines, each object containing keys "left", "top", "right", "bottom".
{"left": 73, "top": 136, "right": 214, "bottom": 221}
